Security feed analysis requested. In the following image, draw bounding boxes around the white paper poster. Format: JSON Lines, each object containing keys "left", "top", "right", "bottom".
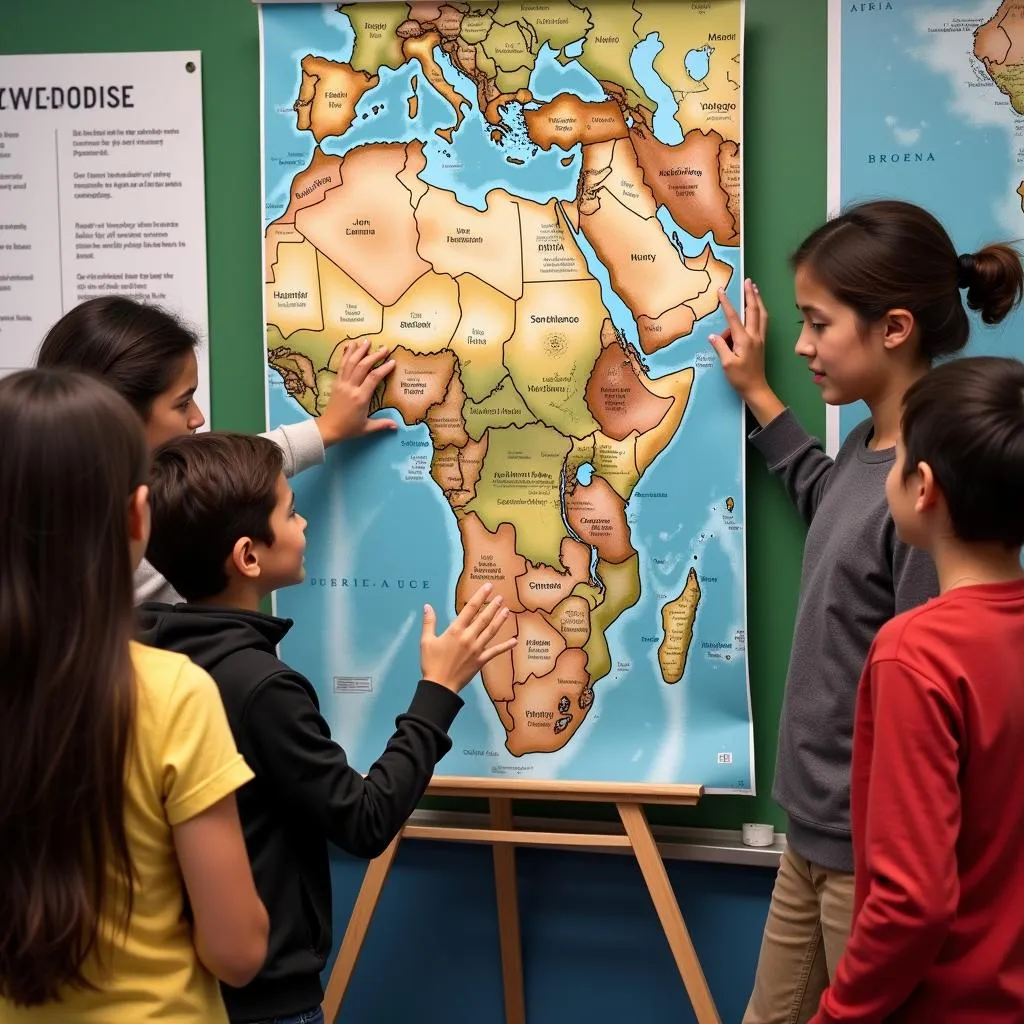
{"left": 0, "top": 51, "right": 210, "bottom": 412}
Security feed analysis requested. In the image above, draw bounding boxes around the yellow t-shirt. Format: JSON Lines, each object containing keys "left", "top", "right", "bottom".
{"left": 0, "top": 642, "right": 254, "bottom": 1023}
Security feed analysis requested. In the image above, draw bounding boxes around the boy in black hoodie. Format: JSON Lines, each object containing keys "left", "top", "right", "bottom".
{"left": 138, "top": 432, "right": 516, "bottom": 1024}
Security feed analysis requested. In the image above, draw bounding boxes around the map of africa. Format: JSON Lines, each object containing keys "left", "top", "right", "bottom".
{"left": 261, "top": 0, "right": 752, "bottom": 791}
{"left": 830, "top": 0, "right": 1024, "bottom": 448}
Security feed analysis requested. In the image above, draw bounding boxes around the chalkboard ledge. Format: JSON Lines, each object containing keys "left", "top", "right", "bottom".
{"left": 404, "top": 808, "right": 785, "bottom": 868}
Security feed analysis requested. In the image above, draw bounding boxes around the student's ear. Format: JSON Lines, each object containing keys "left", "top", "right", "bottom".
{"left": 230, "top": 536, "right": 262, "bottom": 580}
{"left": 881, "top": 308, "right": 915, "bottom": 350}
{"left": 913, "top": 460, "right": 941, "bottom": 513}
{"left": 128, "top": 485, "right": 150, "bottom": 546}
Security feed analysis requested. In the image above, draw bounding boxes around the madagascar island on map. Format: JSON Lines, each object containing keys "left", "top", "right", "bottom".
{"left": 261, "top": 0, "right": 753, "bottom": 791}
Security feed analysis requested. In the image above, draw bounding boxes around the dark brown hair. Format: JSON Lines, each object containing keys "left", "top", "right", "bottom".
{"left": 792, "top": 200, "right": 1024, "bottom": 360}
{"left": 902, "top": 356, "right": 1024, "bottom": 548}
{"left": 36, "top": 296, "right": 197, "bottom": 418}
{"left": 147, "top": 433, "right": 284, "bottom": 601}
{"left": 0, "top": 369, "right": 149, "bottom": 1006}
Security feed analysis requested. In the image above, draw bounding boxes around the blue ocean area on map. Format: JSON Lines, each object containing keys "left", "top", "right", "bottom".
{"left": 262, "top": 2, "right": 751, "bottom": 789}
{"left": 835, "top": 0, "right": 1024, "bottom": 443}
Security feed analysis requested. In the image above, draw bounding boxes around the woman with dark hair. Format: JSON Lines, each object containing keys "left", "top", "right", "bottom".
{"left": 36, "top": 295, "right": 395, "bottom": 603}
{"left": 0, "top": 368, "right": 268, "bottom": 1022}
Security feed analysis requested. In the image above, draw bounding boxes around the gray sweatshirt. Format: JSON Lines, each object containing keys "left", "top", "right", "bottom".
{"left": 751, "top": 409, "right": 938, "bottom": 872}
{"left": 134, "top": 418, "right": 325, "bottom": 605}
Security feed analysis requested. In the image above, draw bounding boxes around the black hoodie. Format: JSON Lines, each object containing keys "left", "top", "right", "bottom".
{"left": 137, "top": 602, "right": 463, "bottom": 1023}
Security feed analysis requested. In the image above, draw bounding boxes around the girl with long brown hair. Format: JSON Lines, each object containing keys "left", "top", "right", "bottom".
{"left": 0, "top": 368, "right": 268, "bottom": 1022}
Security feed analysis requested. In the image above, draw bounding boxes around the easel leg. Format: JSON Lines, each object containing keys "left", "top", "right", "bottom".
{"left": 322, "top": 833, "right": 403, "bottom": 1024}
{"left": 617, "top": 802, "right": 721, "bottom": 1024}
{"left": 490, "top": 797, "right": 526, "bottom": 1024}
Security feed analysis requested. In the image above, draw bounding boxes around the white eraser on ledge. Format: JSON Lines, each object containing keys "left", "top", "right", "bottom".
{"left": 741, "top": 823, "right": 775, "bottom": 847}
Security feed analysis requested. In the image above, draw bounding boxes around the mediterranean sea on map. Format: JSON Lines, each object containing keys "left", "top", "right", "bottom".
{"left": 833, "top": 0, "right": 1024, "bottom": 446}
{"left": 261, "top": 1, "right": 753, "bottom": 791}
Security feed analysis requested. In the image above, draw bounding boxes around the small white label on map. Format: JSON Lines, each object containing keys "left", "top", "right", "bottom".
{"left": 334, "top": 675, "right": 373, "bottom": 694}
{"left": 717, "top": 752, "right": 733, "bottom": 765}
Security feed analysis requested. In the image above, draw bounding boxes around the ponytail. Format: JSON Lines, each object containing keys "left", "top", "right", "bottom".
{"left": 958, "top": 243, "right": 1024, "bottom": 327}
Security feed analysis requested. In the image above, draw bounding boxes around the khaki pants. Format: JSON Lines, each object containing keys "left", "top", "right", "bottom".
{"left": 743, "top": 845, "right": 855, "bottom": 1024}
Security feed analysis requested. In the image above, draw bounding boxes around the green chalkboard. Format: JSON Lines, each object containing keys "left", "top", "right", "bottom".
{"left": 5, "top": 0, "right": 828, "bottom": 832}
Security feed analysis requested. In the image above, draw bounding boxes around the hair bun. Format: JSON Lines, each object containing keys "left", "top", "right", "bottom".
{"left": 957, "top": 252, "right": 976, "bottom": 290}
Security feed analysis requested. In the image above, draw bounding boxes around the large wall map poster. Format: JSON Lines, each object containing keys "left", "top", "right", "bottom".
{"left": 828, "top": 0, "right": 1024, "bottom": 452}
{"left": 261, "top": 0, "right": 753, "bottom": 792}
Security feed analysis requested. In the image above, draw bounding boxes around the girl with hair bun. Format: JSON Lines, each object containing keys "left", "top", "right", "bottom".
{"left": 710, "top": 199, "right": 1023, "bottom": 1023}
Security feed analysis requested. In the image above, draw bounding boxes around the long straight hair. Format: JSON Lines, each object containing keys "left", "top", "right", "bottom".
{"left": 0, "top": 369, "right": 150, "bottom": 1006}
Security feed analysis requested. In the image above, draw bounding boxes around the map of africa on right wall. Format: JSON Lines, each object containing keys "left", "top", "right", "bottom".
{"left": 829, "top": 0, "right": 1024, "bottom": 452}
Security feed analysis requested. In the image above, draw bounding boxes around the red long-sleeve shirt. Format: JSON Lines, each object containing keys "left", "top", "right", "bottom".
{"left": 812, "top": 578, "right": 1024, "bottom": 1023}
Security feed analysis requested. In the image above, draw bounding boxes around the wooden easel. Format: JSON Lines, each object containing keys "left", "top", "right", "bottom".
{"left": 321, "top": 777, "right": 721, "bottom": 1024}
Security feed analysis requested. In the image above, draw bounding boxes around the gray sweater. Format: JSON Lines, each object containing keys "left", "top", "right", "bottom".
{"left": 751, "top": 409, "right": 938, "bottom": 872}
{"left": 134, "top": 418, "right": 325, "bottom": 605}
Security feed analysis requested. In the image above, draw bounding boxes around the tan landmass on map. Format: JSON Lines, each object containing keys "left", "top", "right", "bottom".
{"left": 584, "top": 338, "right": 670, "bottom": 440}
{"left": 415, "top": 186, "right": 524, "bottom": 300}
{"left": 565, "top": 474, "right": 634, "bottom": 564}
{"left": 658, "top": 567, "right": 701, "bottom": 684}
{"left": 975, "top": 2, "right": 1024, "bottom": 209}
{"left": 456, "top": 512, "right": 527, "bottom": 613}
{"left": 273, "top": 147, "right": 343, "bottom": 225}
{"left": 590, "top": 432, "right": 641, "bottom": 502}
{"left": 683, "top": 243, "right": 735, "bottom": 320}
{"left": 380, "top": 348, "right": 456, "bottom": 424}
{"left": 479, "top": 20, "right": 538, "bottom": 93}
{"left": 496, "top": 1, "right": 592, "bottom": 52}
{"left": 450, "top": 274, "right": 516, "bottom": 401}
{"left": 342, "top": 3, "right": 409, "bottom": 72}
{"left": 431, "top": 444, "right": 463, "bottom": 493}
{"left": 264, "top": 223, "right": 304, "bottom": 283}
{"left": 401, "top": 29, "right": 470, "bottom": 141}
{"left": 294, "top": 55, "right": 379, "bottom": 143}
{"left": 512, "top": 611, "right": 567, "bottom": 683}
{"left": 381, "top": 271, "right": 460, "bottom": 355}
{"left": 601, "top": 138, "right": 658, "bottom": 218}
{"left": 515, "top": 536, "right": 592, "bottom": 612}
{"left": 518, "top": 198, "right": 592, "bottom": 282}
{"left": 462, "top": 374, "right": 537, "bottom": 442}
{"left": 484, "top": 88, "right": 534, "bottom": 127}
{"left": 635, "top": 365, "right": 694, "bottom": 474}
{"left": 543, "top": 594, "right": 592, "bottom": 648}
{"left": 634, "top": 243, "right": 732, "bottom": 354}
{"left": 451, "top": 433, "right": 488, "bottom": 506}
{"left": 398, "top": 140, "right": 429, "bottom": 206}
{"left": 630, "top": 118, "right": 739, "bottom": 247}
{"left": 563, "top": 0, "right": 651, "bottom": 109}
{"left": 317, "top": 250, "right": 384, "bottom": 341}
{"left": 636, "top": 306, "right": 696, "bottom": 356}
{"left": 464, "top": 422, "right": 572, "bottom": 568}
{"left": 504, "top": 280, "right": 603, "bottom": 438}
{"left": 571, "top": 161, "right": 713, "bottom": 323}
{"left": 295, "top": 144, "right": 431, "bottom": 306}
{"left": 581, "top": 554, "right": 641, "bottom": 683}
{"left": 523, "top": 94, "right": 628, "bottom": 151}
{"left": 266, "top": 240, "right": 323, "bottom": 338}
{"left": 505, "top": 647, "right": 591, "bottom": 755}
{"left": 424, "top": 371, "right": 469, "bottom": 447}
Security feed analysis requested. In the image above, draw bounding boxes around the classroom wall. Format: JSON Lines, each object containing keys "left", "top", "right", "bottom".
{"left": 5, "top": 0, "right": 828, "bottom": 1017}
